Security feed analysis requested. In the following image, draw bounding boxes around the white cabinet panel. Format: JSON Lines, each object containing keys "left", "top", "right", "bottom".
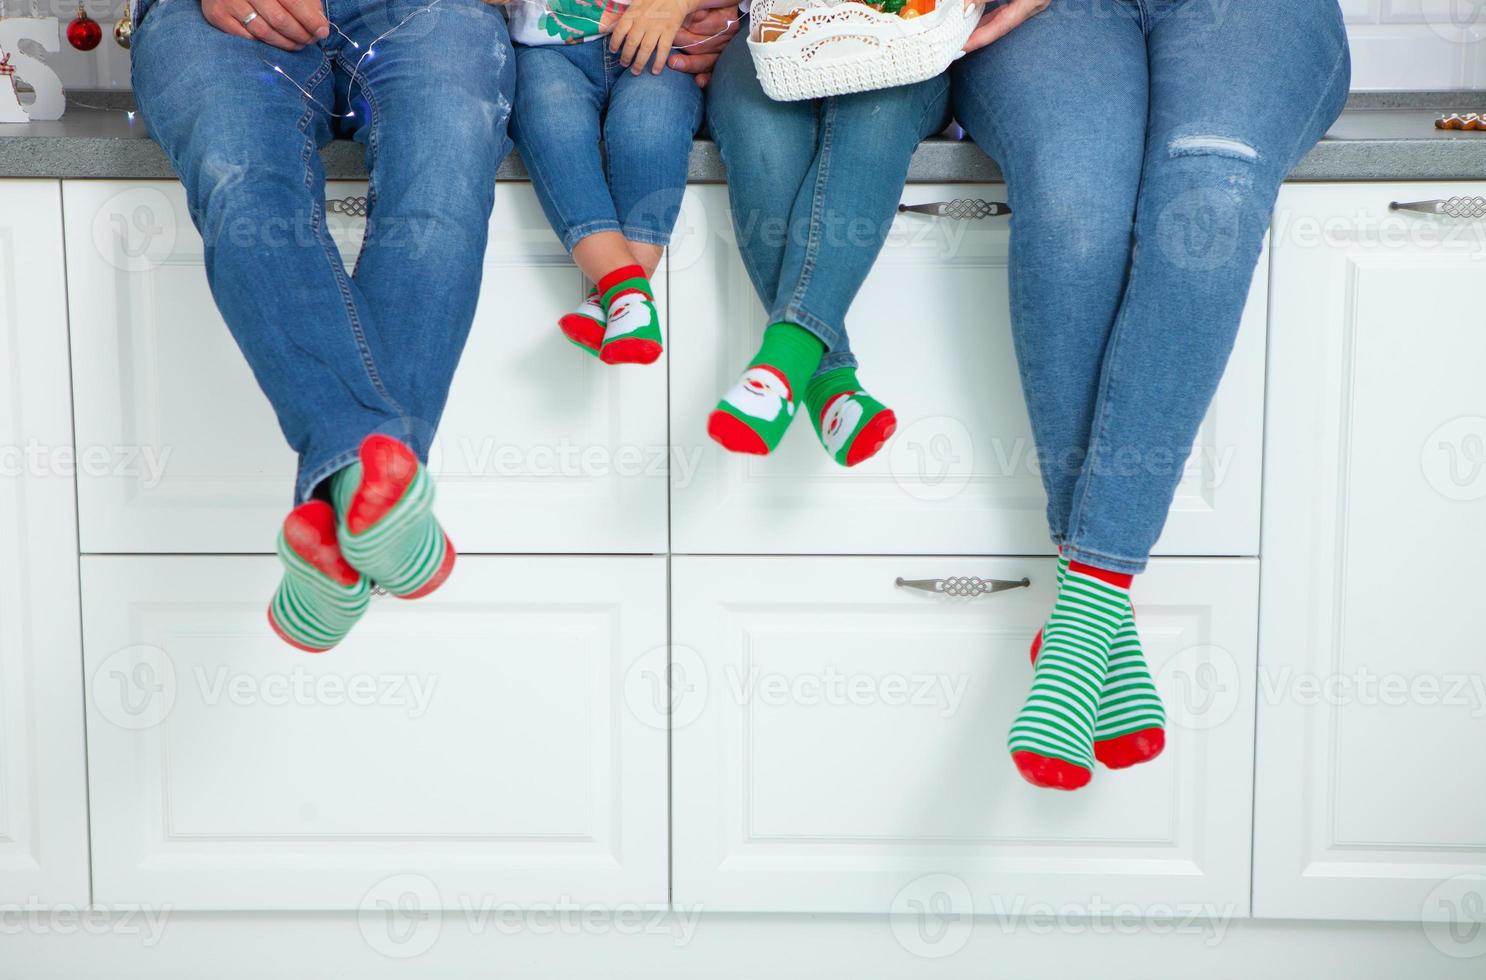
{"left": 81, "top": 555, "right": 667, "bottom": 910}
{"left": 1255, "top": 183, "right": 1486, "bottom": 922}
{"left": 64, "top": 180, "right": 666, "bottom": 555}
{"left": 672, "top": 555, "right": 1258, "bottom": 913}
{"left": 0, "top": 181, "right": 91, "bottom": 905}
{"left": 669, "top": 185, "right": 1265, "bottom": 557}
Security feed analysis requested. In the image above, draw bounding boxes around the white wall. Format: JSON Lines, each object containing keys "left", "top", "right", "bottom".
{"left": 43, "top": 0, "right": 1486, "bottom": 94}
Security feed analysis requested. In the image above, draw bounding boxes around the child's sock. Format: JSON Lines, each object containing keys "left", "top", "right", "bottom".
{"left": 596, "top": 265, "right": 663, "bottom": 365}
{"left": 708, "top": 322, "right": 825, "bottom": 455}
{"left": 1031, "top": 555, "right": 1166, "bottom": 768}
{"left": 805, "top": 367, "right": 898, "bottom": 467}
{"left": 268, "top": 500, "right": 371, "bottom": 653}
{"left": 330, "top": 434, "right": 457, "bottom": 599}
{"left": 1008, "top": 561, "right": 1133, "bottom": 790}
{"left": 558, "top": 288, "right": 605, "bottom": 357}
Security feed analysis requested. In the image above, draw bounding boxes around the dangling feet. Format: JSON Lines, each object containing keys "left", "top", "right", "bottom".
{"left": 805, "top": 367, "right": 897, "bottom": 467}
{"left": 596, "top": 265, "right": 663, "bottom": 365}
{"left": 708, "top": 322, "right": 825, "bottom": 456}
{"left": 1008, "top": 561, "right": 1132, "bottom": 790}
{"left": 1029, "top": 554, "right": 1166, "bottom": 769}
{"left": 331, "top": 434, "right": 457, "bottom": 599}
{"left": 558, "top": 289, "right": 606, "bottom": 357}
{"left": 268, "top": 501, "right": 370, "bottom": 653}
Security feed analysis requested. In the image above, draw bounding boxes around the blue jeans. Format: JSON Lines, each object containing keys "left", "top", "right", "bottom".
{"left": 511, "top": 40, "right": 703, "bottom": 251}
{"left": 131, "top": 0, "right": 514, "bottom": 504}
{"left": 952, "top": 0, "right": 1349, "bottom": 572}
{"left": 706, "top": 25, "right": 951, "bottom": 375}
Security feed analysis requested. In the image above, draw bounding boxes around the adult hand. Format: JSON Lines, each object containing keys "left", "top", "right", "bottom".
{"left": 962, "top": 0, "right": 1047, "bottom": 55}
{"left": 201, "top": 0, "right": 330, "bottom": 50}
{"left": 668, "top": 5, "right": 740, "bottom": 87}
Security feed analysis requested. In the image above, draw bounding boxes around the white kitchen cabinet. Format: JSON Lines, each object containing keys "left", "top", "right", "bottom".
{"left": 63, "top": 180, "right": 666, "bottom": 555}
{"left": 80, "top": 555, "right": 667, "bottom": 910}
{"left": 671, "top": 555, "right": 1259, "bottom": 913}
{"left": 1254, "top": 183, "right": 1486, "bottom": 921}
{"left": 0, "top": 181, "right": 91, "bottom": 905}
{"left": 668, "top": 185, "right": 1266, "bottom": 557}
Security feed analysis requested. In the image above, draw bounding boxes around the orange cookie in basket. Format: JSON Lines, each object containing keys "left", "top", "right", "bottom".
{"left": 759, "top": 9, "right": 802, "bottom": 41}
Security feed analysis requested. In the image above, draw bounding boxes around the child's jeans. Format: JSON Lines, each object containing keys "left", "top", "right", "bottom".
{"left": 511, "top": 40, "right": 704, "bottom": 251}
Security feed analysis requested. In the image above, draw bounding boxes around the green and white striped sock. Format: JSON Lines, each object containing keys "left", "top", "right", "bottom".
{"left": 1008, "top": 561, "right": 1132, "bottom": 790}
{"left": 1035, "top": 555, "right": 1167, "bottom": 768}
{"left": 268, "top": 500, "right": 370, "bottom": 653}
{"left": 331, "top": 435, "right": 455, "bottom": 599}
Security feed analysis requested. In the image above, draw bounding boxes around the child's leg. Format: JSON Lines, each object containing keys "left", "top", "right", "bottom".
{"left": 509, "top": 44, "right": 628, "bottom": 356}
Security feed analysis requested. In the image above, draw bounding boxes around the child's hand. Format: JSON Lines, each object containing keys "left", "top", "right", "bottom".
{"left": 610, "top": 0, "right": 693, "bottom": 75}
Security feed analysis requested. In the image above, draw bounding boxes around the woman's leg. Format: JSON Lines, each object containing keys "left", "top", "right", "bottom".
{"left": 950, "top": 1, "right": 1148, "bottom": 548}
{"left": 1061, "top": 0, "right": 1350, "bottom": 573}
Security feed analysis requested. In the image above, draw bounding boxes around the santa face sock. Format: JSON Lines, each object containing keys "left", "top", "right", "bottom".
{"left": 330, "top": 434, "right": 457, "bottom": 599}
{"left": 559, "top": 289, "right": 605, "bottom": 357}
{"left": 269, "top": 500, "right": 371, "bottom": 653}
{"left": 1032, "top": 555, "right": 1166, "bottom": 769}
{"left": 1008, "top": 561, "right": 1132, "bottom": 790}
{"left": 708, "top": 322, "right": 826, "bottom": 455}
{"left": 805, "top": 367, "right": 898, "bottom": 467}
{"left": 597, "top": 265, "right": 663, "bottom": 365}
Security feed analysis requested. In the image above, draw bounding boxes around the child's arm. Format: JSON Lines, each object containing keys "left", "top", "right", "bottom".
{"left": 609, "top": 0, "right": 708, "bottom": 75}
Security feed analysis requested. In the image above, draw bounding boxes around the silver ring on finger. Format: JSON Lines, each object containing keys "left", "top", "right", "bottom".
{"left": 240, "top": 10, "right": 259, "bottom": 26}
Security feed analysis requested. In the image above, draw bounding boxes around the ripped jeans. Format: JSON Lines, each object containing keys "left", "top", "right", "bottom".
{"left": 131, "top": 0, "right": 515, "bottom": 504}
{"left": 951, "top": 0, "right": 1349, "bottom": 572}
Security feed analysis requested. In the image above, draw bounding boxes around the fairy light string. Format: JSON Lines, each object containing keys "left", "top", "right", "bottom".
{"left": 264, "top": 0, "right": 735, "bottom": 119}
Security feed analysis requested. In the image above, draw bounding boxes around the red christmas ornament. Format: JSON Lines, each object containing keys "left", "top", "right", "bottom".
{"left": 67, "top": 7, "right": 104, "bottom": 50}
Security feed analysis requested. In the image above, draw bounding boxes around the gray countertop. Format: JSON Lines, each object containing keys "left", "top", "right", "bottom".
{"left": 3, "top": 92, "right": 1486, "bottom": 182}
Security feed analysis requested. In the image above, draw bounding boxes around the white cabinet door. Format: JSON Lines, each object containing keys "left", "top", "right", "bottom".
{"left": 669, "top": 185, "right": 1265, "bottom": 556}
{"left": 64, "top": 180, "right": 666, "bottom": 555}
{"left": 671, "top": 555, "right": 1258, "bottom": 913}
{"left": 0, "top": 181, "right": 90, "bottom": 905}
{"left": 1254, "top": 183, "right": 1486, "bottom": 923}
{"left": 81, "top": 555, "right": 667, "bottom": 910}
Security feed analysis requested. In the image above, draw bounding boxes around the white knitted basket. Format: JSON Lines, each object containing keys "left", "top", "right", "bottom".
{"left": 748, "top": 0, "right": 982, "bottom": 102}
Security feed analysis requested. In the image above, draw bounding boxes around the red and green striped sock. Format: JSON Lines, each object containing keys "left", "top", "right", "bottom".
{"left": 330, "top": 434, "right": 456, "bottom": 599}
{"left": 596, "top": 265, "right": 662, "bottom": 365}
{"left": 268, "top": 500, "right": 370, "bottom": 653}
{"left": 805, "top": 367, "right": 898, "bottom": 467}
{"left": 707, "top": 322, "right": 825, "bottom": 456}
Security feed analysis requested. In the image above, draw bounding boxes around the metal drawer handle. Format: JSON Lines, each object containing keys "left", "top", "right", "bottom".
{"left": 1389, "top": 196, "right": 1486, "bottom": 218}
{"left": 327, "top": 196, "right": 369, "bottom": 217}
{"left": 898, "top": 199, "right": 1011, "bottom": 220}
{"left": 896, "top": 575, "right": 1030, "bottom": 598}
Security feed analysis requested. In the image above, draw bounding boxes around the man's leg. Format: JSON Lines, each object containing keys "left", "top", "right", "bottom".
{"left": 130, "top": 0, "right": 409, "bottom": 505}
{"left": 334, "top": 0, "right": 516, "bottom": 445}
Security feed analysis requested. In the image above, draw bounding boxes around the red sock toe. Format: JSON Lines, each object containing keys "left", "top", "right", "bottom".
{"left": 282, "top": 501, "right": 359, "bottom": 587}
{"left": 843, "top": 408, "right": 897, "bottom": 467}
{"left": 708, "top": 410, "right": 771, "bottom": 455}
{"left": 559, "top": 312, "right": 604, "bottom": 353}
{"left": 600, "top": 337, "right": 663, "bottom": 365}
{"left": 1030, "top": 628, "right": 1043, "bottom": 665}
{"left": 1011, "top": 751, "right": 1092, "bottom": 791}
{"left": 1093, "top": 728, "right": 1165, "bottom": 769}
{"left": 398, "top": 533, "right": 458, "bottom": 600}
{"left": 347, "top": 435, "right": 418, "bottom": 535}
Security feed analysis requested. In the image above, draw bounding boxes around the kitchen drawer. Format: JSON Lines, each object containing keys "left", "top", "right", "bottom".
{"left": 80, "top": 555, "right": 667, "bottom": 910}
{"left": 64, "top": 180, "right": 667, "bottom": 554}
{"left": 669, "top": 185, "right": 1265, "bottom": 556}
{"left": 671, "top": 555, "right": 1258, "bottom": 913}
